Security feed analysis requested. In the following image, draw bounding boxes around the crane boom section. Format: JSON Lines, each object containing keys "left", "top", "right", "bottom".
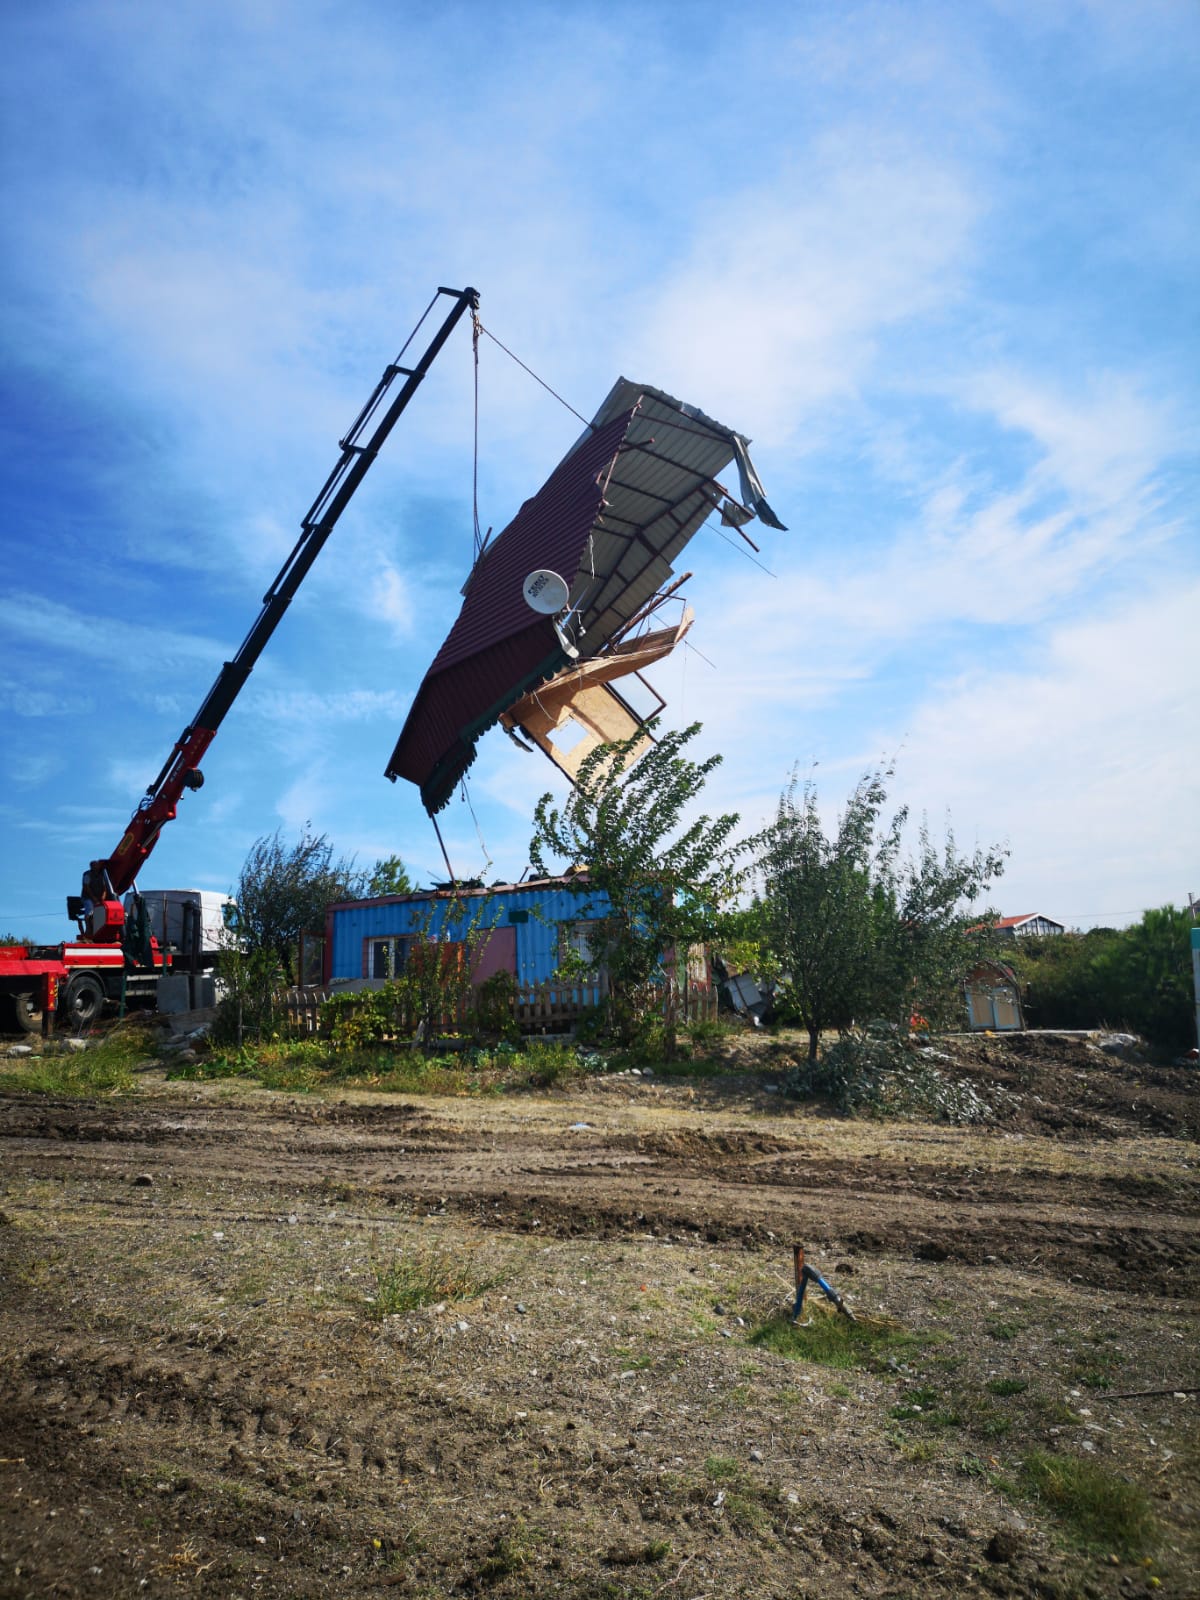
{"left": 81, "top": 285, "right": 479, "bottom": 924}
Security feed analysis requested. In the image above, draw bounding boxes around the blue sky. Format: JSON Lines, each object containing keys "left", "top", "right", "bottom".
{"left": 1, "top": 0, "right": 1196, "bottom": 937}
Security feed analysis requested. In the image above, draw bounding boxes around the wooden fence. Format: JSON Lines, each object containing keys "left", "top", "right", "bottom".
{"left": 281, "top": 988, "right": 332, "bottom": 1035}
{"left": 663, "top": 981, "right": 718, "bottom": 1026}
{"left": 278, "top": 975, "right": 711, "bottom": 1038}
{"left": 512, "top": 981, "right": 607, "bottom": 1033}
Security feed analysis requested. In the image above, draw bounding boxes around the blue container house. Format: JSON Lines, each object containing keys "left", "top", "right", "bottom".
{"left": 322, "top": 874, "right": 610, "bottom": 990}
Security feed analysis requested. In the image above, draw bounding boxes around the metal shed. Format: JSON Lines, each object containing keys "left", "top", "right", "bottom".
{"left": 964, "top": 960, "right": 1025, "bottom": 1031}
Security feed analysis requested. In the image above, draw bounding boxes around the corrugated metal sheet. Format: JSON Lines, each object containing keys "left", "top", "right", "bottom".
{"left": 388, "top": 378, "right": 778, "bottom": 815}
{"left": 566, "top": 381, "right": 748, "bottom": 650}
{"left": 327, "top": 878, "right": 610, "bottom": 987}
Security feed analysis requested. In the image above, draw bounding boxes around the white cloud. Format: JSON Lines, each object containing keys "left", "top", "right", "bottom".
{"left": 884, "top": 577, "right": 1200, "bottom": 924}
{"left": 252, "top": 687, "right": 410, "bottom": 726}
{"left": 957, "top": 368, "right": 1178, "bottom": 511}
{"left": 0, "top": 594, "right": 226, "bottom": 673}
{"left": 360, "top": 563, "right": 414, "bottom": 638}
{"left": 5, "top": 751, "right": 66, "bottom": 788}
{"left": 274, "top": 773, "right": 333, "bottom": 838}
{"left": 627, "top": 134, "right": 978, "bottom": 447}
{"left": 0, "top": 679, "right": 80, "bottom": 718}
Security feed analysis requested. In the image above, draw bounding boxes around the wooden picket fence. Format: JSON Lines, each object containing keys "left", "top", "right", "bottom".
{"left": 278, "top": 975, "right": 717, "bottom": 1039}
{"left": 512, "top": 981, "right": 607, "bottom": 1033}
{"left": 281, "top": 987, "right": 333, "bottom": 1035}
{"left": 663, "top": 981, "right": 718, "bottom": 1026}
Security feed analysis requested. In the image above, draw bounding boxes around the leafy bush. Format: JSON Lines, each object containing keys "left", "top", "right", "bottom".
{"left": 471, "top": 969, "right": 520, "bottom": 1041}
{"left": 1010, "top": 929, "right": 1121, "bottom": 1031}
{"left": 1013, "top": 910, "right": 1195, "bottom": 1051}
{"left": 1096, "top": 905, "right": 1195, "bottom": 1051}
{"left": 211, "top": 947, "right": 286, "bottom": 1045}
{"left": 684, "top": 1017, "right": 729, "bottom": 1050}
{"left": 518, "top": 1039, "right": 586, "bottom": 1087}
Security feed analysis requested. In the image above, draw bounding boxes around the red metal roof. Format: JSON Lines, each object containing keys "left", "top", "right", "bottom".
{"left": 387, "top": 379, "right": 783, "bottom": 815}
{"left": 385, "top": 412, "right": 633, "bottom": 809}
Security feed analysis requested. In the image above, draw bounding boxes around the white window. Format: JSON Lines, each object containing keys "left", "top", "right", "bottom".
{"left": 559, "top": 920, "right": 600, "bottom": 970}
{"left": 368, "top": 936, "right": 410, "bottom": 980}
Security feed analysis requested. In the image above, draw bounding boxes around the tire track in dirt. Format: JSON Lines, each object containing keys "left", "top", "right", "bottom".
{"left": 0, "top": 1339, "right": 449, "bottom": 1484}
{"left": 5, "top": 1096, "right": 1199, "bottom": 1296}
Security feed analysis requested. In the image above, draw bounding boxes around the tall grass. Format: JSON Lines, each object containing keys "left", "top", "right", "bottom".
{"left": 1020, "top": 1450, "right": 1155, "bottom": 1554}
{"left": 367, "top": 1243, "right": 505, "bottom": 1319}
{"left": 166, "top": 1037, "right": 587, "bottom": 1095}
{"left": 3, "top": 1027, "right": 152, "bottom": 1096}
{"left": 749, "top": 1308, "right": 918, "bottom": 1370}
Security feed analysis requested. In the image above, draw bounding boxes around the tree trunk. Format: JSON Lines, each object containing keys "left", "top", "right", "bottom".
{"left": 807, "top": 1024, "right": 820, "bottom": 1061}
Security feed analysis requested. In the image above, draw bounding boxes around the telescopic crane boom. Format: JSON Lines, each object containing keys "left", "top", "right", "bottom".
{"left": 71, "top": 285, "right": 479, "bottom": 944}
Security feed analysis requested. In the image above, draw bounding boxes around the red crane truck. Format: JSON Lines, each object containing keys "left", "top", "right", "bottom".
{"left": 0, "top": 286, "right": 479, "bottom": 1036}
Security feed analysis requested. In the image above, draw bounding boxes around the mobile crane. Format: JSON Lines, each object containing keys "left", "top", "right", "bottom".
{"left": 0, "top": 286, "right": 479, "bottom": 1036}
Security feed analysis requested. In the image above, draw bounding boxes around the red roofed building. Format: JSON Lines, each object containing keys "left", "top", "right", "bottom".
{"left": 994, "top": 913, "right": 1065, "bottom": 938}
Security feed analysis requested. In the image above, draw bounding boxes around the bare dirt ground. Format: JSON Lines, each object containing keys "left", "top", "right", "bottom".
{"left": 1, "top": 1032, "right": 1197, "bottom": 1599}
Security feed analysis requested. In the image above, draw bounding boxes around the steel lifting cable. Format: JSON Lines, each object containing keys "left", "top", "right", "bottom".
{"left": 431, "top": 813, "right": 456, "bottom": 887}
{"left": 475, "top": 321, "right": 594, "bottom": 432}
{"left": 472, "top": 308, "right": 484, "bottom": 563}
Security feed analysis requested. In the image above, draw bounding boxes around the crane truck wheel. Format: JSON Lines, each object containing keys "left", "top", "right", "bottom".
{"left": 10, "top": 990, "right": 43, "bottom": 1035}
{"left": 63, "top": 972, "right": 106, "bottom": 1034}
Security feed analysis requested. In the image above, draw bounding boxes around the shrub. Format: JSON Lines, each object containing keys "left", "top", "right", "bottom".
{"left": 471, "top": 969, "right": 520, "bottom": 1041}
{"left": 212, "top": 947, "right": 285, "bottom": 1045}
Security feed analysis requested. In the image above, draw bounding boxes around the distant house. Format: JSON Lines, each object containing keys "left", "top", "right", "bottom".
{"left": 322, "top": 874, "right": 610, "bottom": 991}
{"left": 965, "top": 960, "right": 1025, "bottom": 1031}
{"left": 994, "top": 913, "right": 1065, "bottom": 939}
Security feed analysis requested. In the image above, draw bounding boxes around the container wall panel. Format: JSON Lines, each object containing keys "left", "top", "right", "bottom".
{"left": 329, "top": 884, "right": 610, "bottom": 985}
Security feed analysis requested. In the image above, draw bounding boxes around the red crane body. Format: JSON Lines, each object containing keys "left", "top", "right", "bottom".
{"left": 1, "top": 287, "right": 479, "bottom": 1034}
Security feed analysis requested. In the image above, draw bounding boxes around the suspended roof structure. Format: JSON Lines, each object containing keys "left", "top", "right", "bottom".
{"left": 386, "top": 378, "right": 784, "bottom": 815}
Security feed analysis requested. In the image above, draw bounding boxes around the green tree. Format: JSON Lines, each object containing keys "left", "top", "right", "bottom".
{"left": 1095, "top": 905, "right": 1194, "bottom": 1051}
{"left": 366, "top": 854, "right": 413, "bottom": 897}
{"left": 232, "top": 825, "right": 363, "bottom": 985}
{"left": 755, "top": 770, "right": 898, "bottom": 1060}
{"left": 529, "top": 721, "right": 745, "bottom": 1045}
{"left": 756, "top": 768, "right": 1006, "bottom": 1059}
{"left": 1008, "top": 928, "right": 1123, "bottom": 1030}
{"left": 882, "top": 818, "right": 1009, "bottom": 1032}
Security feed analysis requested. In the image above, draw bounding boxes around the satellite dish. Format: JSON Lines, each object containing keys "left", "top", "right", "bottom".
{"left": 522, "top": 569, "right": 570, "bottom": 615}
